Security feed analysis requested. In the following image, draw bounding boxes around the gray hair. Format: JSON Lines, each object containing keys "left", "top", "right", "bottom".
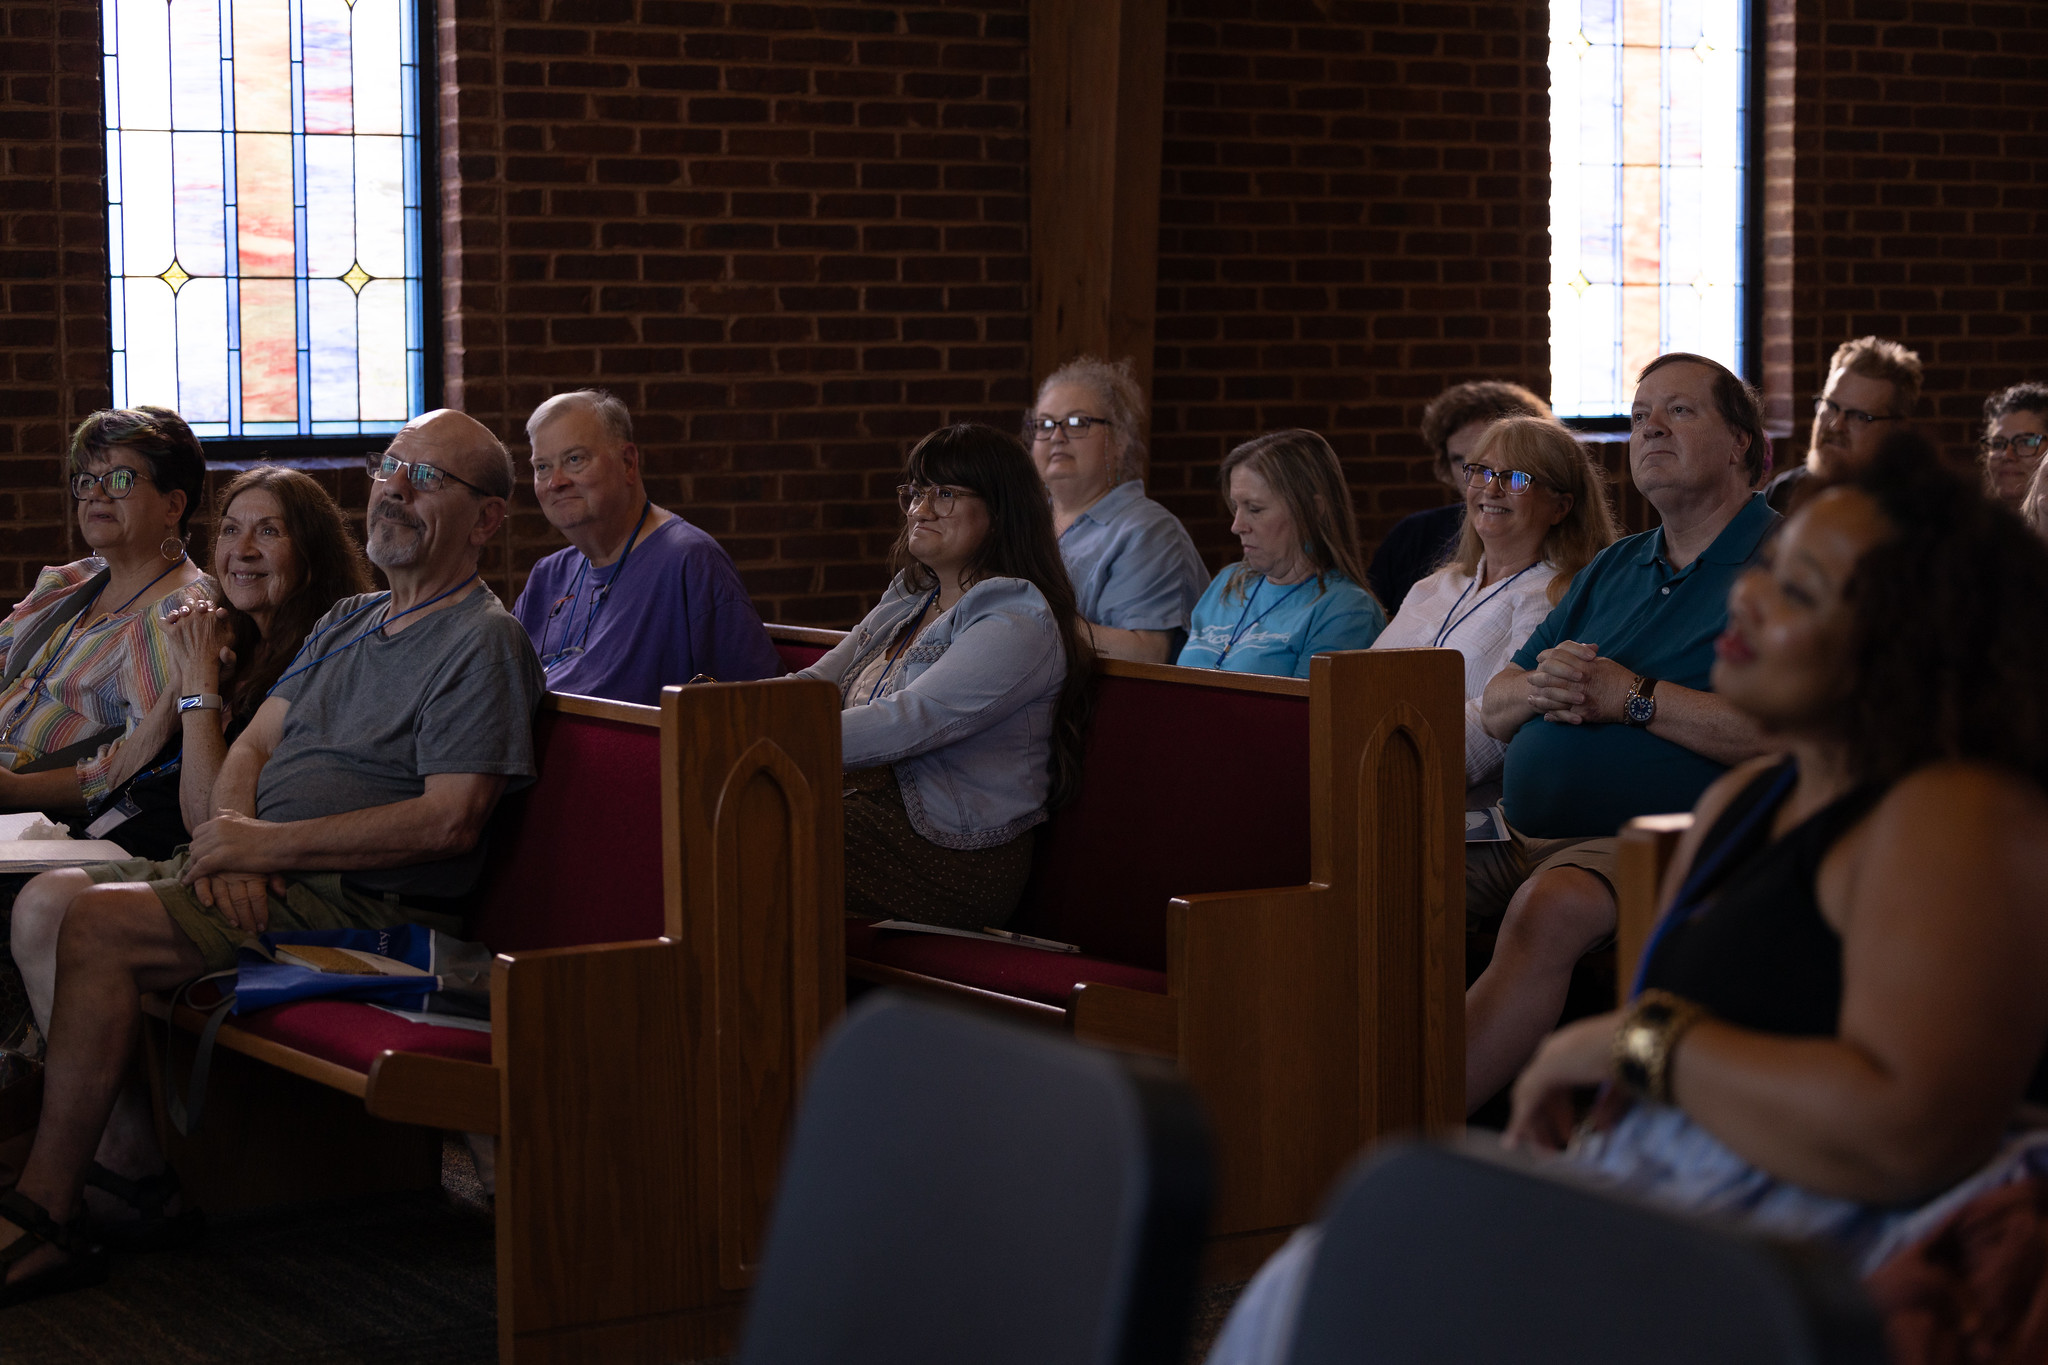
{"left": 474, "top": 429, "right": 515, "bottom": 499}
{"left": 1032, "top": 355, "right": 1146, "bottom": 484}
{"left": 526, "top": 388, "right": 635, "bottom": 449}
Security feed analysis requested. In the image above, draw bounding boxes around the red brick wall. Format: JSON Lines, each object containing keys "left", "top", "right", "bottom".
{"left": 0, "top": 0, "right": 107, "bottom": 600}
{"left": 1147, "top": 0, "right": 1554, "bottom": 568}
{"left": 4, "top": 0, "right": 2041, "bottom": 625}
{"left": 445, "top": 0, "right": 1034, "bottom": 623}
{"left": 1764, "top": 0, "right": 2048, "bottom": 474}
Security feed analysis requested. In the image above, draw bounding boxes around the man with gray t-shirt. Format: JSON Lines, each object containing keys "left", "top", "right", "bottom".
{"left": 0, "top": 411, "right": 541, "bottom": 1282}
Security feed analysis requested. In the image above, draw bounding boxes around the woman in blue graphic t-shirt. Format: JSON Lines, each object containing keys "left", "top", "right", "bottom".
{"left": 1177, "top": 429, "right": 1387, "bottom": 679}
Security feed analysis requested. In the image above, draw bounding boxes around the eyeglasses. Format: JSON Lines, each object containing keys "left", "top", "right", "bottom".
{"left": 367, "top": 452, "right": 493, "bottom": 497}
{"left": 1459, "top": 463, "right": 1543, "bottom": 496}
{"left": 1980, "top": 432, "right": 2048, "bottom": 460}
{"left": 1812, "top": 397, "right": 1901, "bottom": 427}
{"left": 897, "top": 483, "right": 980, "bottom": 516}
{"left": 1027, "top": 415, "right": 1113, "bottom": 441}
{"left": 70, "top": 467, "right": 150, "bottom": 500}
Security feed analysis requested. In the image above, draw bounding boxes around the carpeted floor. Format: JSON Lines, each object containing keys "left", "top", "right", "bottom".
{"left": 5, "top": 1138, "right": 1241, "bottom": 1365}
{"left": 5, "top": 1140, "right": 499, "bottom": 1365}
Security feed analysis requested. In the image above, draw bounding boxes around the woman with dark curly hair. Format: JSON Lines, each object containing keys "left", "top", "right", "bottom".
{"left": 1207, "top": 432, "right": 2048, "bottom": 1364}
{"left": 797, "top": 424, "right": 1092, "bottom": 929}
{"left": 1978, "top": 381, "right": 2048, "bottom": 512}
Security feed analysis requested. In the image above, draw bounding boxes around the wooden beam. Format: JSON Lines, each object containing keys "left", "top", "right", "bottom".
{"left": 1030, "top": 0, "right": 1169, "bottom": 448}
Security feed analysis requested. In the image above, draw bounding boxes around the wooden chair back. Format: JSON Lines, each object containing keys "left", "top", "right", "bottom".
{"left": 1615, "top": 812, "right": 1694, "bottom": 1005}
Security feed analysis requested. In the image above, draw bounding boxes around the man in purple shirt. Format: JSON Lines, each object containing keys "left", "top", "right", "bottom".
{"left": 512, "top": 390, "right": 778, "bottom": 704}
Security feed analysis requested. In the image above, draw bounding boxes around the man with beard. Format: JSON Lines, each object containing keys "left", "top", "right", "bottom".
{"left": 0, "top": 410, "right": 543, "bottom": 1297}
{"left": 1763, "top": 336, "right": 1922, "bottom": 513}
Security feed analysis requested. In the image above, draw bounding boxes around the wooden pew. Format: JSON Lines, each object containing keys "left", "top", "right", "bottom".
{"left": 769, "top": 623, "right": 1466, "bottom": 1275}
{"left": 145, "top": 681, "right": 844, "bottom": 1363}
{"left": 1616, "top": 812, "right": 1694, "bottom": 1004}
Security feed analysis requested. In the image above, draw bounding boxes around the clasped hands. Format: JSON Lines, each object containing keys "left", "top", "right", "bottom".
{"left": 162, "top": 599, "right": 236, "bottom": 694}
{"left": 181, "top": 811, "right": 288, "bottom": 933}
{"left": 1524, "top": 641, "right": 1636, "bottom": 726}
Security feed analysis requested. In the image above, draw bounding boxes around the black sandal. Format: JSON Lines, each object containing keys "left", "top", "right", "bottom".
{"left": 83, "top": 1162, "right": 207, "bottom": 1253}
{"left": 0, "top": 1188, "right": 107, "bottom": 1308}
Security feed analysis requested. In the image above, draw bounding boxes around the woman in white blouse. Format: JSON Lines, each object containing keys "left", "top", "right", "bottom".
{"left": 1374, "top": 416, "right": 1618, "bottom": 803}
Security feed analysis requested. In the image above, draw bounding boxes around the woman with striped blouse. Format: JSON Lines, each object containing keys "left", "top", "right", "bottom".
{"left": 0, "top": 408, "right": 210, "bottom": 815}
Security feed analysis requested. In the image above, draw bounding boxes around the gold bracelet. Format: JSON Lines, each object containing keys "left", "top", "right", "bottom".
{"left": 1612, "top": 989, "right": 1709, "bottom": 1104}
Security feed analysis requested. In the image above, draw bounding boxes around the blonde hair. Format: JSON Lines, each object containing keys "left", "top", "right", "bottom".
{"left": 1446, "top": 417, "right": 1620, "bottom": 605}
{"left": 1218, "top": 429, "right": 1376, "bottom": 608}
{"left": 1032, "top": 355, "right": 1146, "bottom": 484}
{"left": 1830, "top": 336, "right": 1923, "bottom": 414}
{"left": 2022, "top": 454, "right": 2048, "bottom": 543}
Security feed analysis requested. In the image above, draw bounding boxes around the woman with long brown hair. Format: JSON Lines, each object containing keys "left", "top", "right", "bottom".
{"left": 4, "top": 468, "right": 370, "bottom": 1074}
{"left": 134, "top": 465, "right": 373, "bottom": 847}
{"left": 797, "top": 424, "right": 1092, "bottom": 929}
{"left": 1177, "top": 429, "right": 1386, "bottom": 676}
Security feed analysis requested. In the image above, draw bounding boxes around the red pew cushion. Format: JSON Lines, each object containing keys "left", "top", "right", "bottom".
{"left": 232, "top": 999, "right": 492, "bottom": 1075}
{"left": 775, "top": 641, "right": 829, "bottom": 674}
{"left": 845, "top": 918, "right": 1167, "bottom": 1008}
{"left": 1008, "top": 672, "right": 1311, "bottom": 970}
{"left": 469, "top": 705, "right": 665, "bottom": 953}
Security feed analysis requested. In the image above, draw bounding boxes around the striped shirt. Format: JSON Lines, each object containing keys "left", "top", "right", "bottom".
{"left": 0, "top": 558, "right": 190, "bottom": 805}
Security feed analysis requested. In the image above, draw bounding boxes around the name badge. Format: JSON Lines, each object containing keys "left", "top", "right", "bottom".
{"left": 85, "top": 795, "right": 143, "bottom": 839}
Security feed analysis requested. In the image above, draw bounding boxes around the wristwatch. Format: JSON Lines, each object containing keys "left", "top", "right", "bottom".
{"left": 177, "top": 693, "right": 224, "bottom": 713}
{"left": 1613, "top": 990, "right": 1709, "bottom": 1103}
{"left": 1623, "top": 674, "right": 1659, "bottom": 727}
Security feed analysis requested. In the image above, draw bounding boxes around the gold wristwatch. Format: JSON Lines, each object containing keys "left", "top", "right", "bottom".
{"left": 1612, "top": 990, "right": 1708, "bottom": 1104}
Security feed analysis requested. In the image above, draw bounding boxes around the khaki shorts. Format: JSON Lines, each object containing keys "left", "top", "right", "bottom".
{"left": 1464, "top": 828, "right": 1621, "bottom": 935}
{"left": 86, "top": 850, "right": 463, "bottom": 974}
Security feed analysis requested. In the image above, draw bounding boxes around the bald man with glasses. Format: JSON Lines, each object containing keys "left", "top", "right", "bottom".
{"left": 0, "top": 409, "right": 544, "bottom": 1293}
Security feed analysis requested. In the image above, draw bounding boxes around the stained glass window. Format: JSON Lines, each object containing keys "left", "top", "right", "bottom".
{"left": 103, "top": 0, "right": 426, "bottom": 438}
{"left": 1549, "top": 1, "right": 1749, "bottom": 418}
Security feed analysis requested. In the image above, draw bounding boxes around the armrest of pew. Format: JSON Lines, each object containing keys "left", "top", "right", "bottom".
{"left": 1615, "top": 813, "right": 1693, "bottom": 1006}
{"left": 363, "top": 1051, "right": 500, "bottom": 1133}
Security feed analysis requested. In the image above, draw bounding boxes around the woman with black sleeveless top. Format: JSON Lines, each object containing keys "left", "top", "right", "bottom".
{"left": 1206, "top": 435, "right": 2048, "bottom": 1365}
{"left": 1502, "top": 437, "right": 2048, "bottom": 1262}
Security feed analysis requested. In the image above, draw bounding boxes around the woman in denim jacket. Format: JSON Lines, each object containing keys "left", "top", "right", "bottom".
{"left": 798, "top": 424, "right": 1092, "bottom": 928}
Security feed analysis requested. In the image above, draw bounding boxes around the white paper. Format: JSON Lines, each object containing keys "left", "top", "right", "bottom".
{"left": 0, "top": 838, "right": 133, "bottom": 867}
{"left": 0, "top": 811, "right": 65, "bottom": 841}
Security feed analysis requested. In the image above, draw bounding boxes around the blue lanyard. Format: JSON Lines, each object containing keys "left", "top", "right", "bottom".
{"left": 1218, "top": 575, "right": 1311, "bottom": 663}
{"left": 1627, "top": 761, "right": 1800, "bottom": 1000}
{"left": 1, "top": 557, "right": 188, "bottom": 745}
{"left": 866, "top": 589, "right": 940, "bottom": 704}
{"left": 268, "top": 574, "right": 479, "bottom": 695}
{"left": 541, "top": 502, "right": 652, "bottom": 670}
{"left": 1431, "top": 563, "right": 1536, "bottom": 648}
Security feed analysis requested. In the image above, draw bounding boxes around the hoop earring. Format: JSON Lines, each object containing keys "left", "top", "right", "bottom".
{"left": 160, "top": 535, "right": 186, "bottom": 562}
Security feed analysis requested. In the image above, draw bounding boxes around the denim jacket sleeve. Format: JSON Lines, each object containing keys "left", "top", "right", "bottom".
{"left": 795, "top": 578, "right": 914, "bottom": 687}
{"left": 838, "top": 579, "right": 1063, "bottom": 770}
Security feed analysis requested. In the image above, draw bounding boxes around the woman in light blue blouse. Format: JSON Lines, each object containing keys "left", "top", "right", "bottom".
{"left": 797, "top": 424, "right": 1093, "bottom": 929}
{"left": 1177, "top": 429, "right": 1387, "bottom": 678}
{"left": 1029, "top": 356, "right": 1209, "bottom": 664}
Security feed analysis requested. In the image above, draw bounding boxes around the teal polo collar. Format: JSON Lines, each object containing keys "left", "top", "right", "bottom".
{"left": 1636, "top": 493, "right": 1777, "bottom": 570}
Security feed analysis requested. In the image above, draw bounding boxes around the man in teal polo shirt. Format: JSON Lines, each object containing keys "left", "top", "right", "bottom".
{"left": 1463, "top": 353, "right": 1779, "bottom": 1111}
